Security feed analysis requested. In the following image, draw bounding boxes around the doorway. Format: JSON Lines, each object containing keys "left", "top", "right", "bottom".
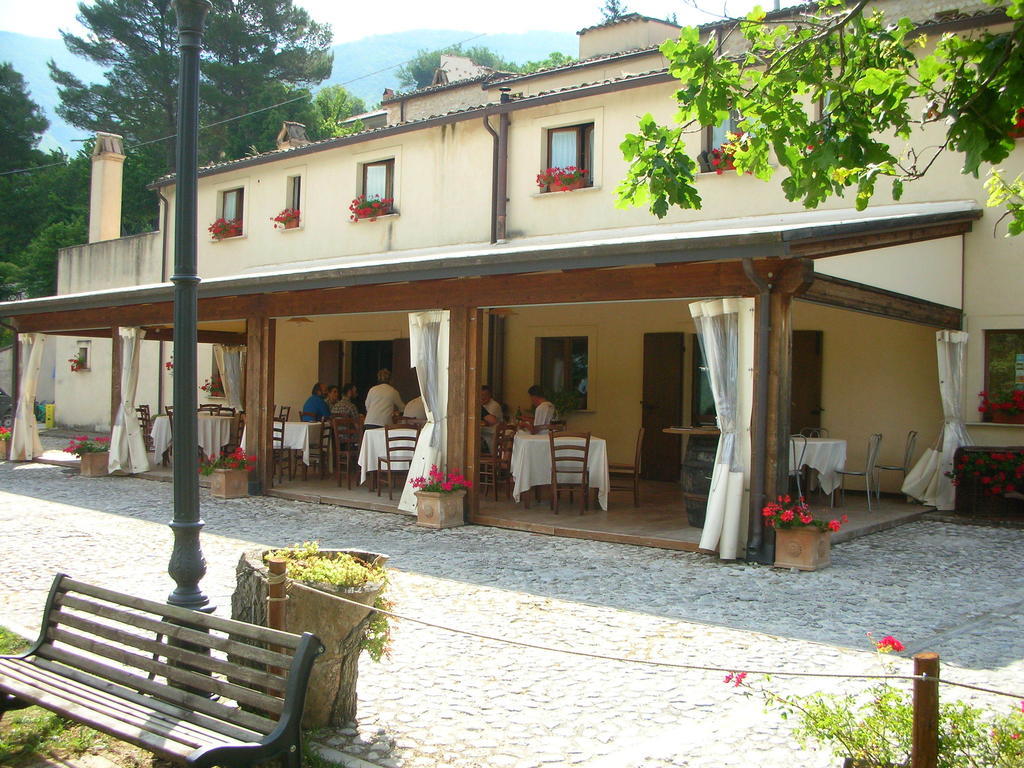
{"left": 351, "top": 340, "right": 394, "bottom": 413}
{"left": 791, "top": 330, "right": 824, "bottom": 433}
{"left": 641, "top": 332, "right": 684, "bottom": 481}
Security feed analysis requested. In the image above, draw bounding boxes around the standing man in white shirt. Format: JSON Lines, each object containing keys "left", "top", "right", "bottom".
{"left": 522, "top": 385, "right": 555, "bottom": 433}
{"left": 364, "top": 369, "right": 405, "bottom": 428}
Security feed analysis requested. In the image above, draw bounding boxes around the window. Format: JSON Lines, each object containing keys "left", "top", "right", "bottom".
{"left": 545, "top": 123, "right": 594, "bottom": 184}
{"left": 691, "top": 336, "right": 717, "bottom": 426}
{"left": 72, "top": 341, "right": 91, "bottom": 372}
{"left": 219, "top": 187, "right": 244, "bottom": 236}
{"left": 287, "top": 175, "right": 302, "bottom": 212}
{"left": 361, "top": 159, "right": 394, "bottom": 202}
{"left": 701, "top": 111, "right": 742, "bottom": 173}
{"left": 984, "top": 329, "right": 1024, "bottom": 403}
{"left": 538, "top": 337, "right": 588, "bottom": 409}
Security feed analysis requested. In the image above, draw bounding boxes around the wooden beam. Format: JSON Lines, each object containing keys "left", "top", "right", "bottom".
{"left": 10, "top": 259, "right": 797, "bottom": 334}
{"left": 465, "top": 309, "right": 483, "bottom": 518}
{"left": 763, "top": 291, "right": 794, "bottom": 503}
{"left": 801, "top": 274, "right": 962, "bottom": 328}
{"left": 39, "top": 327, "right": 247, "bottom": 345}
{"left": 110, "top": 328, "right": 122, "bottom": 431}
{"left": 447, "top": 308, "right": 470, "bottom": 504}
{"left": 245, "top": 317, "right": 275, "bottom": 494}
{"left": 787, "top": 221, "right": 971, "bottom": 259}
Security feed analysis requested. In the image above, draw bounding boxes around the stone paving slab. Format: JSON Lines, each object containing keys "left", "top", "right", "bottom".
{"left": 0, "top": 460, "right": 1021, "bottom": 768}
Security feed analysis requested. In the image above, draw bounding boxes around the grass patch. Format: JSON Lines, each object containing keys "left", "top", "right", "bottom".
{"left": 0, "top": 625, "right": 111, "bottom": 766}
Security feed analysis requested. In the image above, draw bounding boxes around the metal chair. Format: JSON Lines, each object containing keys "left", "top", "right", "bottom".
{"left": 789, "top": 434, "right": 808, "bottom": 498}
{"left": 332, "top": 417, "right": 362, "bottom": 490}
{"left": 377, "top": 425, "right": 419, "bottom": 500}
{"left": 801, "top": 427, "right": 829, "bottom": 438}
{"left": 875, "top": 430, "right": 918, "bottom": 501}
{"left": 549, "top": 431, "right": 591, "bottom": 515}
{"left": 609, "top": 427, "right": 644, "bottom": 507}
{"left": 833, "top": 433, "right": 883, "bottom": 512}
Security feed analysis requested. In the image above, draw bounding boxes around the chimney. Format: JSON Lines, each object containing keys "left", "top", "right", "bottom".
{"left": 88, "top": 132, "right": 125, "bottom": 243}
{"left": 276, "top": 121, "right": 311, "bottom": 150}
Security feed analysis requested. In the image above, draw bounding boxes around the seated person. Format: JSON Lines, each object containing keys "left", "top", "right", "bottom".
{"left": 520, "top": 385, "right": 555, "bottom": 434}
{"left": 364, "top": 369, "right": 404, "bottom": 428}
{"left": 331, "top": 383, "right": 360, "bottom": 420}
{"left": 404, "top": 396, "right": 427, "bottom": 420}
{"left": 301, "top": 383, "right": 331, "bottom": 422}
{"left": 480, "top": 385, "right": 503, "bottom": 453}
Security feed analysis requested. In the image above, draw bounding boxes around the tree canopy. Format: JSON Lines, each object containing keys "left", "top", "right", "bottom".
{"left": 617, "top": 0, "right": 1024, "bottom": 235}
{"left": 0, "top": 63, "right": 50, "bottom": 172}
{"left": 395, "top": 45, "right": 577, "bottom": 90}
{"left": 601, "top": 0, "right": 631, "bottom": 23}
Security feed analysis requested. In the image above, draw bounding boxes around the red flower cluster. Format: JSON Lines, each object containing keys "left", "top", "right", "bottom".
{"left": 708, "top": 146, "right": 737, "bottom": 174}
{"left": 1010, "top": 107, "right": 1024, "bottom": 139}
{"left": 208, "top": 218, "right": 242, "bottom": 240}
{"left": 68, "top": 354, "right": 87, "bottom": 372}
{"left": 947, "top": 450, "right": 1024, "bottom": 496}
{"left": 723, "top": 671, "right": 748, "bottom": 687}
{"left": 536, "top": 166, "right": 588, "bottom": 190}
{"left": 762, "top": 495, "right": 846, "bottom": 532}
{"left": 0, "top": 426, "right": 12, "bottom": 440}
{"left": 200, "top": 378, "right": 225, "bottom": 397}
{"left": 410, "top": 464, "right": 473, "bottom": 493}
{"left": 978, "top": 389, "right": 1024, "bottom": 417}
{"left": 875, "top": 635, "right": 905, "bottom": 653}
{"left": 200, "top": 448, "right": 257, "bottom": 476}
{"left": 64, "top": 435, "right": 110, "bottom": 457}
{"left": 271, "top": 208, "right": 300, "bottom": 228}
{"left": 349, "top": 195, "right": 393, "bottom": 222}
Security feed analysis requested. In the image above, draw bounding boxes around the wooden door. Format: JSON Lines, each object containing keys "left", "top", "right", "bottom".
{"left": 641, "top": 332, "right": 684, "bottom": 481}
{"left": 318, "top": 340, "right": 343, "bottom": 389}
{"left": 391, "top": 338, "right": 419, "bottom": 402}
{"left": 791, "top": 330, "right": 824, "bottom": 434}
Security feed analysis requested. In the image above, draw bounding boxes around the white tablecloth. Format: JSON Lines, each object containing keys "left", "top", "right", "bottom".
{"left": 240, "top": 421, "right": 322, "bottom": 466}
{"left": 790, "top": 437, "right": 847, "bottom": 495}
{"left": 358, "top": 427, "right": 418, "bottom": 484}
{"left": 151, "top": 414, "right": 237, "bottom": 461}
{"left": 511, "top": 432, "right": 611, "bottom": 510}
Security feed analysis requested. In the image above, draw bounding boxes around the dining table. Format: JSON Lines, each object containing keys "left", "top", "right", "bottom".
{"left": 151, "top": 413, "right": 237, "bottom": 462}
{"left": 358, "top": 427, "right": 419, "bottom": 485}
{"left": 791, "top": 436, "right": 847, "bottom": 495}
{"left": 510, "top": 431, "right": 611, "bottom": 510}
{"left": 240, "top": 421, "right": 322, "bottom": 467}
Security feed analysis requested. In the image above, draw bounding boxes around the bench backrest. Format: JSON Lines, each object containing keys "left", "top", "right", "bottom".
{"left": 29, "top": 574, "right": 323, "bottom": 739}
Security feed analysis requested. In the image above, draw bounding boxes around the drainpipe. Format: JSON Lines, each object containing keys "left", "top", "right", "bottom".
{"left": 743, "top": 258, "right": 772, "bottom": 564}
{"left": 483, "top": 116, "right": 499, "bottom": 244}
{"left": 157, "top": 190, "right": 171, "bottom": 414}
{"left": 495, "top": 89, "right": 511, "bottom": 243}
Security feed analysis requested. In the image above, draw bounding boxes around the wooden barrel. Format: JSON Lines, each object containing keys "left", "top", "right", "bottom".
{"left": 682, "top": 434, "right": 719, "bottom": 528}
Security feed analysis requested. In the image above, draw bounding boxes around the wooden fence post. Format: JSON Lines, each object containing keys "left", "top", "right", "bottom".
{"left": 911, "top": 652, "right": 940, "bottom": 768}
{"left": 266, "top": 556, "right": 288, "bottom": 687}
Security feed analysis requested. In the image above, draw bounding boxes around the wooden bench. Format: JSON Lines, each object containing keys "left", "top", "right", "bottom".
{"left": 0, "top": 574, "right": 324, "bottom": 767}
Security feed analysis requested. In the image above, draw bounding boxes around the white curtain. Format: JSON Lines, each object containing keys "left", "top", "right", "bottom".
{"left": 9, "top": 333, "right": 46, "bottom": 461}
{"left": 213, "top": 344, "right": 245, "bottom": 412}
{"left": 399, "top": 311, "right": 450, "bottom": 513}
{"left": 108, "top": 327, "right": 150, "bottom": 474}
{"left": 902, "top": 330, "right": 972, "bottom": 510}
{"left": 690, "top": 299, "right": 753, "bottom": 560}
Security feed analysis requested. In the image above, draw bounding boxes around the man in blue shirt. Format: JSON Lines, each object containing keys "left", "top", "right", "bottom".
{"left": 301, "top": 383, "right": 331, "bottom": 421}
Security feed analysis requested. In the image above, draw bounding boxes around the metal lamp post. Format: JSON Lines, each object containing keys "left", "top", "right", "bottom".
{"left": 168, "top": 0, "right": 212, "bottom": 610}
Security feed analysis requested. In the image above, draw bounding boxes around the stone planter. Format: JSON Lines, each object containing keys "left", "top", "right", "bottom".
{"left": 210, "top": 468, "right": 248, "bottom": 498}
{"left": 773, "top": 527, "right": 831, "bottom": 571}
{"left": 232, "top": 547, "right": 388, "bottom": 728}
{"left": 79, "top": 452, "right": 109, "bottom": 477}
{"left": 415, "top": 489, "right": 466, "bottom": 529}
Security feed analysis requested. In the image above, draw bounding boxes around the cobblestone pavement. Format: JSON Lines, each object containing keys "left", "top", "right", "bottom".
{"left": 1, "top": 459, "right": 1022, "bottom": 768}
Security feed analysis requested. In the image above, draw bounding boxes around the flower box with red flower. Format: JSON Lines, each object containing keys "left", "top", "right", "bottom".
{"left": 200, "top": 377, "right": 225, "bottom": 398}
{"left": 1009, "top": 107, "right": 1024, "bottom": 140}
{"left": 536, "top": 166, "right": 588, "bottom": 193}
{"left": 208, "top": 217, "right": 243, "bottom": 240}
{"left": 64, "top": 435, "right": 111, "bottom": 477}
{"left": 411, "top": 465, "right": 472, "bottom": 528}
{"left": 272, "top": 208, "right": 301, "bottom": 230}
{"left": 950, "top": 446, "right": 1024, "bottom": 519}
{"left": 763, "top": 496, "right": 845, "bottom": 570}
{"left": 68, "top": 353, "right": 87, "bottom": 373}
{"left": 0, "top": 425, "right": 10, "bottom": 459}
{"left": 349, "top": 195, "right": 394, "bottom": 222}
{"left": 978, "top": 389, "right": 1024, "bottom": 424}
{"left": 201, "top": 449, "right": 256, "bottom": 498}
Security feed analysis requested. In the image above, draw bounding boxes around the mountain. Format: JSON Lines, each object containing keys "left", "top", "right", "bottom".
{"left": 0, "top": 28, "right": 578, "bottom": 153}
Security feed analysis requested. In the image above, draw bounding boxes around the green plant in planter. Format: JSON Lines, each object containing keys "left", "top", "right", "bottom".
{"left": 548, "top": 389, "right": 582, "bottom": 419}
{"left": 265, "top": 541, "right": 393, "bottom": 661}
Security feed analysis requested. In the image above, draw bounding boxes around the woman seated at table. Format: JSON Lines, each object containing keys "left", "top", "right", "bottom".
{"left": 301, "top": 383, "right": 331, "bottom": 421}
{"left": 519, "top": 385, "right": 555, "bottom": 434}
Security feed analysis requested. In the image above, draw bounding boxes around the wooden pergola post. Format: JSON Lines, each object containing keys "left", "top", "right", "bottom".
{"left": 110, "top": 326, "right": 123, "bottom": 430}
{"left": 447, "top": 306, "right": 482, "bottom": 518}
{"left": 244, "top": 315, "right": 275, "bottom": 494}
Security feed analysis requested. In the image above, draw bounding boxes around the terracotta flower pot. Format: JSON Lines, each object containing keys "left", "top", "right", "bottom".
{"left": 210, "top": 468, "right": 248, "bottom": 498}
{"left": 549, "top": 179, "right": 585, "bottom": 192}
{"left": 283, "top": 218, "right": 299, "bottom": 229}
{"left": 0, "top": 439, "right": 8, "bottom": 460}
{"left": 415, "top": 489, "right": 466, "bottom": 529}
{"left": 773, "top": 527, "right": 831, "bottom": 571}
{"left": 79, "top": 451, "right": 109, "bottom": 477}
{"left": 992, "top": 410, "right": 1024, "bottom": 424}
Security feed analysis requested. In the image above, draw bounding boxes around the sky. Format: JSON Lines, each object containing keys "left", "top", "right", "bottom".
{"left": 0, "top": 0, "right": 760, "bottom": 42}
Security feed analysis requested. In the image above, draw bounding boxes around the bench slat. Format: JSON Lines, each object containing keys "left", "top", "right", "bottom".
{"left": 0, "top": 659, "right": 230, "bottom": 750}
{"left": 59, "top": 578, "right": 302, "bottom": 649}
{"left": 40, "top": 644, "right": 283, "bottom": 729}
{"left": 53, "top": 609, "right": 289, "bottom": 693}
{"left": 31, "top": 655, "right": 277, "bottom": 737}
{"left": 55, "top": 593, "right": 295, "bottom": 671}
{"left": 3, "top": 657, "right": 265, "bottom": 744}
{"left": 0, "top": 664, "right": 199, "bottom": 762}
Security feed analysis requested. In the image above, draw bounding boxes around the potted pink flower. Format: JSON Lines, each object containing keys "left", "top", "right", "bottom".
{"left": 64, "top": 435, "right": 111, "bottom": 477}
{"left": 763, "top": 495, "right": 846, "bottom": 571}
{"left": 411, "top": 465, "right": 472, "bottom": 528}
{"left": 200, "top": 449, "right": 257, "bottom": 498}
{"left": 0, "top": 426, "right": 10, "bottom": 459}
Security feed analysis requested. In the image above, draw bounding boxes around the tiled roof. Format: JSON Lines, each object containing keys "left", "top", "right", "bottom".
{"left": 481, "top": 45, "right": 665, "bottom": 88}
{"left": 381, "top": 70, "right": 510, "bottom": 103}
{"left": 576, "top": 13, "right": 679, "bottom": 36}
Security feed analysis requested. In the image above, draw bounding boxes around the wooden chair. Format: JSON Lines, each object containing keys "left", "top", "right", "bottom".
{"left": 875, "top": 429, "right": 918, "bottom": 501}
{"left": 216, "top": 406, "right": 236, "bottom": 416}
{"left": 162, "top": 406, "right": 174, "bottom": 465}
{"left": 164, "top": 405, "right": 174, "bottom": 418}
{"left": 801, "top": 427, "right": 829, "bottom": 438}
{"left": 377, "top": 425, "right": 419, "bottom": 500}
{"left": 549, "top": 431, "right": 591, "bottom": 515}
{"left": 332, "top": 417, "right": 362, "bottom": 490}
{"left": 271, "top": 416, "right": 292, "bottom": 482}
{"left": 198, "top": 404, "right": 220, "bottom": 413}
{"left": 135, "top": 405, "right": 154, "bottom": 453}
{"left": 300, "top": 418, "right": 331, "bottom": 481}
{"left": 275, "top": 404, "right": 291, "bottom": 421}
{"left": 609, "top": 427, "right": 644, "bottom": 507}
{"left": 221, "top": 412, "right": 246, "bottom": 456}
